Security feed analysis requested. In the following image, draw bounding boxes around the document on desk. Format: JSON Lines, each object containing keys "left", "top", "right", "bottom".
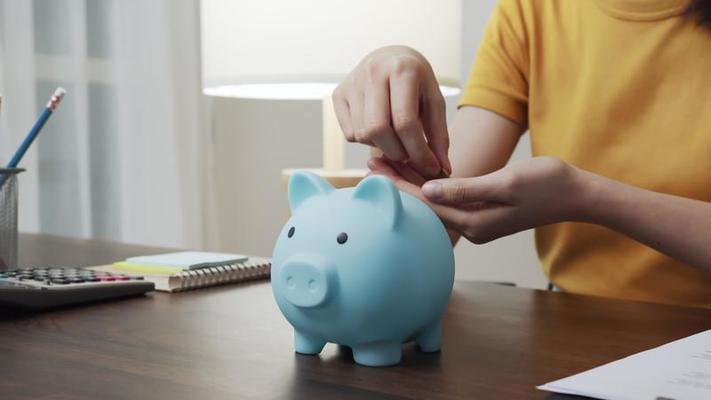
{"left": 538, "top": 329, "right": 711, "bottom": 400}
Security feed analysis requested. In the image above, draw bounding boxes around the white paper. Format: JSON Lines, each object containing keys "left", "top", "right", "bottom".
{"left": 538, "top": 329, "right": 711, "bottom": 400}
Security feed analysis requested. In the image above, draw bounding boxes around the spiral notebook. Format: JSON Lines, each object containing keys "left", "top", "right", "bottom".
{"left": 89, "top": 256, "right": 271, "bottom": 292}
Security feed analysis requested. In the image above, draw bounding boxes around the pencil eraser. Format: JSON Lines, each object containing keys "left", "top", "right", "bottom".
{"left": 54, "top": 87, "right": 67, "bottom": 98}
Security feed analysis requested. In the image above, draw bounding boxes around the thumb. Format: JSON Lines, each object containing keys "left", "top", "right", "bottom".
{"left": 421, "top": 173, "right": 511, "bottom": 205}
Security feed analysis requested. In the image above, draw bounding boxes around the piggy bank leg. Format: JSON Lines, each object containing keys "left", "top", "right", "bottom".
{"left": 415, "top": 320, "right": 442, "bottom": 352}
{"left": 352, "top": 342, "right": 402, "bottom": 367}
{"left": 294, "top": 330, "right": 326, "bottom": 355}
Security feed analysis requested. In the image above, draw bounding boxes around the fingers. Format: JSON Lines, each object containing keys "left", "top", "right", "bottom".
{"left": 367, "top": 157, "right": 400, "bottom": 180}
{"left": 380, "top": 158, "right": 428, "bottom": 186}
{"left": 368, "top": 158, "right": 426, "bottom": 199}
{"left": 390, "top": 73, "right": 442, "bottom": 177}
{"left": 392, "top": 179, "right": 476, "bottom": 234}
{"left": 332, "top": 88, "right": 354, "bottom": 142}
{"left": 451, "top": 205, "right": 517, "bottom": 244}
{"left": 421, "top": 86, "right": 452, "bottom": 174}
{"left": 336, "top": 50, "right": 448, "bottom": 179}
{"left": 365, "top": 160, "right": 395, "bottom": 179}
{"left": 363, "top": 78, "right": 407, "bottom": 161}
{"left": 348, "top": 90, "right": 374, "bottom": 146}
{"left": 368, "top": 157, "right": 472, "bottom": 233}
{"left": 367, "top": 157, "right": 428, "bottom": 187}
{"left": 421, "top": 172, "right": 513, "bottom": 205}
{"left": 369, "top": 157, "right": 517, "bottom": 243}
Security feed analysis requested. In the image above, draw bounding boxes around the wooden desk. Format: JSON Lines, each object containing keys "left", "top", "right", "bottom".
{"left": 1, "top": 234, "right": 710, "bottom": 400}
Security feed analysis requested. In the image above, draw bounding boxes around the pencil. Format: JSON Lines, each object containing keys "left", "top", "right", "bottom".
{"left": 0, "top": 87, "right": 66, "bottom": 189}
{"left": 6, "top": 87, "right": 66, "bottom": 168}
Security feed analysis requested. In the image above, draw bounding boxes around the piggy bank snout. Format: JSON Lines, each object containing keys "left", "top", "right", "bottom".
{"left": 280, "top": 260, "right": 331, "bottom": 308}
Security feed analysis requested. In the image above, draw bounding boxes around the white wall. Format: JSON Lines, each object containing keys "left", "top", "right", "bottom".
{"left": 453, "top": 0, "right": 547, "bottom": 289}
{"left": 200, "top": 0, "right": 461, "bottom": 86}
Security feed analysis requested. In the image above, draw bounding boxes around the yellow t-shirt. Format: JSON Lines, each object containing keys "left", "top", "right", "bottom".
{"left": 460, "top": 0, "right": 711, "bottom": 307}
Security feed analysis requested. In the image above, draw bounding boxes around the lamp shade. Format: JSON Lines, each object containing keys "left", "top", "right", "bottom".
{"left": 200, "top": 0, "right": 462, "bottom": 86}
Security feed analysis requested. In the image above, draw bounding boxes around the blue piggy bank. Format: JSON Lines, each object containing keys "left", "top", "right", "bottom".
{"left": 271, "top": 171, "right": 455, "bottom": 367}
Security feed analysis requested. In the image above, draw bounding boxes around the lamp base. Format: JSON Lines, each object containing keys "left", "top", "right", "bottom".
{"left": 281, "top": 168, "right": 368, "bottom": 189}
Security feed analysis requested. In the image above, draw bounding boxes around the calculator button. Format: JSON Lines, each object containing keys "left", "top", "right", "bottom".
{"left": 132, "top": 276, "right": 145, "bottom": 280}
{"left": 50, "top": 279, "right": 70, "bottom": 285}
{"left": 116, "top": 276, "right": 130, "bottom": 281}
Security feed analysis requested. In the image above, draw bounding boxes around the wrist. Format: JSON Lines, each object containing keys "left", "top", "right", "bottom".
{"left": 564, "top": 165, "right": 598, "bottom": 223}
{"left": 570, "top": 167, "right": 619, "bottom": 225}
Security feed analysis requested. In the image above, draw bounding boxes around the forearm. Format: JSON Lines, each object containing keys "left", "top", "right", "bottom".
{"left": 447, "top": 107, "right": 524, "bottom": 244}
{"left": 577, "top": 170, "right": 711, "bottom": 274}
{"left": 449, "top": 107, "right": 523, "bottom": 178}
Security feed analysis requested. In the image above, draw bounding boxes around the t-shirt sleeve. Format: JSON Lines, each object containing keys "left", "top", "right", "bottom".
{"left": 459, "top": 0, "right": 530, "bottom": 127}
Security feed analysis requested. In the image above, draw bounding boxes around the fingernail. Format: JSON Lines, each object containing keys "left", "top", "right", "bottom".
{"left": 367, "top": 158, "right": 377, "bottom": 169}
{"left": 422, "top": 182, "right": 443, "bottom": 199}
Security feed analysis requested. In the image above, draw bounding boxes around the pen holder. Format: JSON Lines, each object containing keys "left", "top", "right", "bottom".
{"left": 0, "top": 168, "right": 24, "bottom": 271}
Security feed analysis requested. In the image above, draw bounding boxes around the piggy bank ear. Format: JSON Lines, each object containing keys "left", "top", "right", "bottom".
{"left": 352, "top": 175, "right": 403, "bottom": 229}
{"left": 288, "top": 171, "right": 335, "bottom": 211}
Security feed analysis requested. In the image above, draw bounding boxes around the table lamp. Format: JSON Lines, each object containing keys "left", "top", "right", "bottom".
{"left": 281, "top": 92, "right": 368, "bottom": 189}
{"left": 201, "top": 0, "right": 462, "bottom": 255}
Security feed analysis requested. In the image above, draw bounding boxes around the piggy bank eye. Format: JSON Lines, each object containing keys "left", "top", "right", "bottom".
{"left": 288, "top": 226, "right": 295, "bottom": 238}
{"left": 336, "top": 232, "right": 348, "bottom": 244}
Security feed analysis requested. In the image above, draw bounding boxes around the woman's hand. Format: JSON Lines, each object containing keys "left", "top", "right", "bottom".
{"left": 371, "top": 155, "right": 711, "bottom": 274}
{"left": 369, "top": 156, "right": 587, "bottom": 244}
{"left": 333, "top": 46, "right": 451, "bottom": 178}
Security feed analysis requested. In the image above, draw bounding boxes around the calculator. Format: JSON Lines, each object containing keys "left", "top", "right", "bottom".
{"left": 0, "top": 267, "right": 155, "bottom": 310}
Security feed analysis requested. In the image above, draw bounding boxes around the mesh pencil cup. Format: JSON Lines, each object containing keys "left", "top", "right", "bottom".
{"left": 0, "top": 168, "right": 24, "bottom": 271}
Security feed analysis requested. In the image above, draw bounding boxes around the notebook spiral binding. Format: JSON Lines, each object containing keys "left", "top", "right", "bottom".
{"left": 177, "top": 257, "right": 271, "bottom": 292}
